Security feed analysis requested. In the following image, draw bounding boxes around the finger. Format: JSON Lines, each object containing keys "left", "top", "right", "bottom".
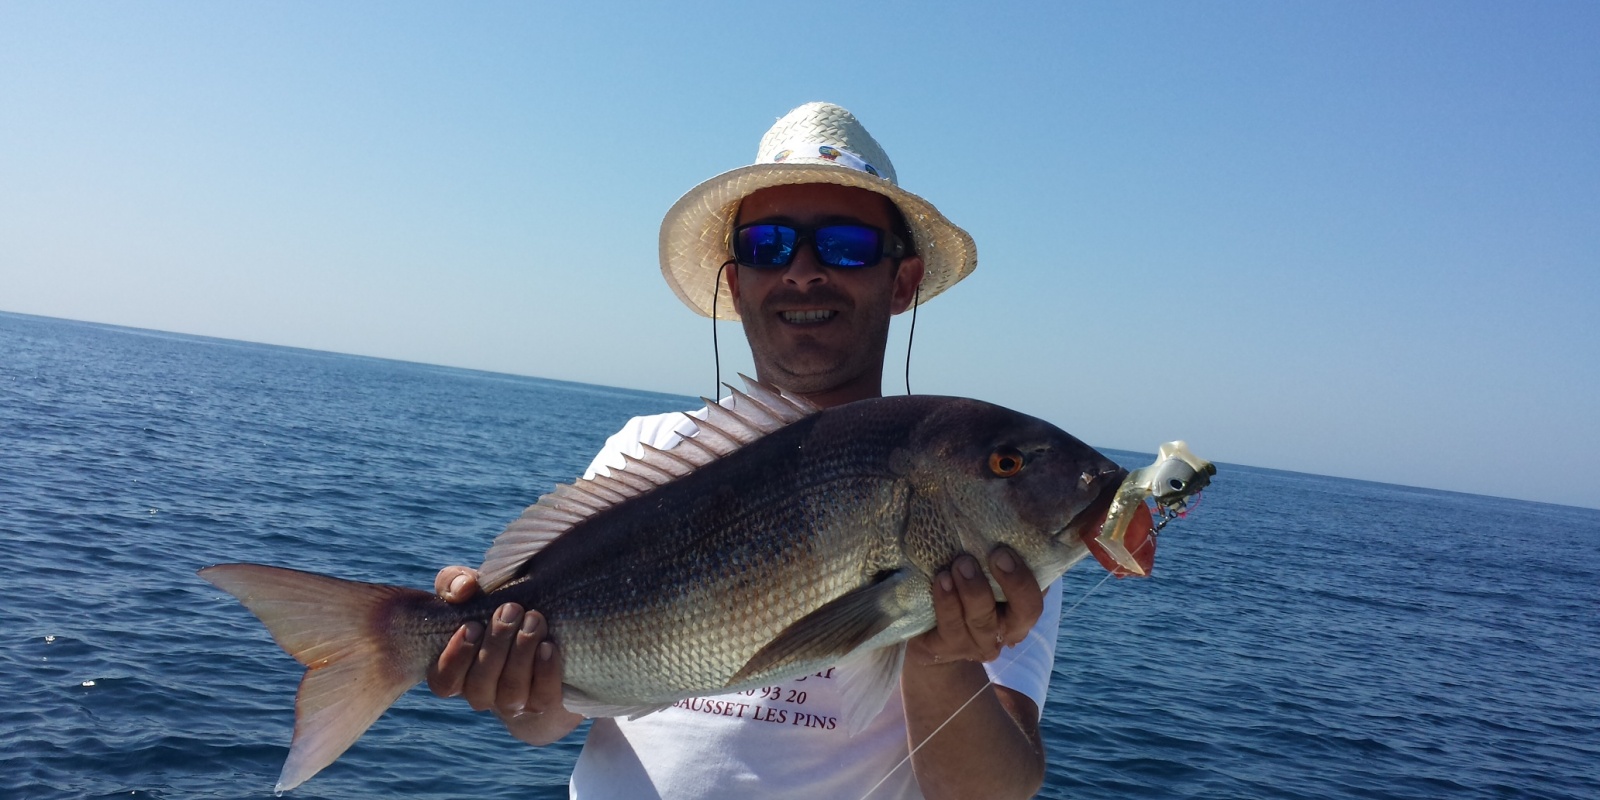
{"left": 434, "top": 566, "right": 480, "bottom": 603}
{"left": 989, "top": 547, "right": 1043, "bottom": 646}
{"left": 496, "top": 611, "right": 546, "bottom": 714}
{"left": 526, "top": 636, "right": 566, "bottom": 715}
{"left": 951, "top": 554, "right": 1003, "bottom": 661}
{"left": 917, "top": 569, "right": 975, "bottom": 663}
{"left": 426, "top": 621, "right": 483, "bottom": 698}
{"left": 464, "top": 603, "right": 521, "bottom": 711}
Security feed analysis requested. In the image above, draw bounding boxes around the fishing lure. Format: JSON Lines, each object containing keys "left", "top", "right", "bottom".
{"left": 1094, "top": 441, "right": 1216, "bottom": 575}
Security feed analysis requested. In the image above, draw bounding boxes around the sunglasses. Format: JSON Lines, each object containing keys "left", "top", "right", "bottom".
{"left": 732, "top": 223, "right": 905, "bottom": 269}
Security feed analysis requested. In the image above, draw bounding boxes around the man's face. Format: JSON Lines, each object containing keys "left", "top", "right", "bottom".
{"left": 727, "top": 183, "right": 924, "bottom": 404}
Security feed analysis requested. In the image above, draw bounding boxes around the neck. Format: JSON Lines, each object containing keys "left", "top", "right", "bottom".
{"left": 758, "top": 369, "right": 884, "bottom": 410}
{"left": 797, "top": 378, "right": 882, "bottom": 409}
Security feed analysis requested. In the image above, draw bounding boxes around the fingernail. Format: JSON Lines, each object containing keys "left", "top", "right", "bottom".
{"left": 463, "top": 622, "right": 482, "bottom": 644}
{"left": 538, "top": 642, "right": 553, "bottom": 662}
{"left": 938, "top": 572, "right": 954, "bottom": 593}
{"left": 994, "top": 550, "right": 1016, "bottom": 573}
{"left": 521, "top": 613, "right": 541, "bottom": 635}
{"left": 498, "top": 604, "right": 520, "bottom": 624}
{"left": 958, "top": 559, "right": 977, "bottom": 580}
{"left": 448, "top": 573, "right": 468, "bottom": 597}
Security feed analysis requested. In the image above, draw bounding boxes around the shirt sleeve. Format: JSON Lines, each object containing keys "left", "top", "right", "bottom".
{"left": 983, "top": 577, "right": 1064, "bottom": 718}
{"left": 581, "top": 412, "right": 700, "bottom": 480}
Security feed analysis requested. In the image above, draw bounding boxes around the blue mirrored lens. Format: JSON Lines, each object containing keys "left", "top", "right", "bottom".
{"left": 814, "top": 225, "right": 881, "bottom": 268}
{"left": 734, "top": 225, "right": 798, "bottom": 267}
{"left": 733, "top": 224, "right": 886, "bottom": 269}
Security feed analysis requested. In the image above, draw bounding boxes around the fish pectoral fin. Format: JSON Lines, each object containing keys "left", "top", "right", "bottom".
{"left": 729, "top": 569, "right": 912, "bottom": 686}
{"left": 837, "top": 642, "right": 908, "bottom": 736}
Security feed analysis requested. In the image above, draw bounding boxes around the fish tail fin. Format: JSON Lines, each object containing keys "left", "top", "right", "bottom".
{"left": 198, "top": 563, "right": 440, "bottom": 792}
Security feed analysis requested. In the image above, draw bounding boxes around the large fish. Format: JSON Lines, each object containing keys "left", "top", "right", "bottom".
{"left": 200, "top": 378, "right": 1151, "bottom": 792}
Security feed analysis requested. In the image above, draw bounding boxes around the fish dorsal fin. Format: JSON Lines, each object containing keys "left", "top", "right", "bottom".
{"left": 476, "top": 376, "right": 818, "bottom": 591}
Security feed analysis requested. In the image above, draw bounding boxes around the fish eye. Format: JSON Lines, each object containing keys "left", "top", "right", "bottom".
{"left": 988, "top": 448, "right": 1025, "bottom": 477}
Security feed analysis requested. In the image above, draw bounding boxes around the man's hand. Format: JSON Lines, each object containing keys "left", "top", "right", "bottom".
{"left": 425, "top": 566, "right": 584, "bottom": 745}
{"left": 907, "top": 546, "right": 1046, "bottom": 665}
{"left": 899, "top": 546, "right": 1048, "bottom": 800}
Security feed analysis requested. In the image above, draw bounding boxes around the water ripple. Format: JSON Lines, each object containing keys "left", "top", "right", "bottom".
{"left": 3, "top": 312, "right": 1598, "bottom": 799}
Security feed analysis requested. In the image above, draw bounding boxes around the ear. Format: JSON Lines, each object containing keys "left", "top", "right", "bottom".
{"left": 725, "top": 262, "right": 742, "bottom": 305}
{"left": 889, "top": 256, "right": 925, "bottom": 315}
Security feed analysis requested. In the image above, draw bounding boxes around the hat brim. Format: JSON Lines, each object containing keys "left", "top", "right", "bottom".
{"left": 659, "top": 162, "right": 977, "bottom": 320}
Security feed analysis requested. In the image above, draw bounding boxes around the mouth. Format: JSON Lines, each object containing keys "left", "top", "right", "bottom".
{"left": 1062, "top": 468, "right": 1124, "bottom": 536}
{"left": 779, "top": 309, "right": 838, "bottom": 324}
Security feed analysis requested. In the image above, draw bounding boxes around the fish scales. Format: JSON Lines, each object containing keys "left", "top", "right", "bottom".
{"left": 198, "top": 381, "right": 1128, "bottom": 792}
{"left": 501, "top": 403, "right": 921, "bottom": 701}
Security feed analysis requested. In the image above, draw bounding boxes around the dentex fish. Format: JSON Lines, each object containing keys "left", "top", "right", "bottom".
{"left": 199, "top": 377, "right": 1157, "bottom": 792}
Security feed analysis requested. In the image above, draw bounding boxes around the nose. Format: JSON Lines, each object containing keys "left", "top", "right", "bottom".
{"left": 782, "top": 244, "right": 829, "bottom": 288}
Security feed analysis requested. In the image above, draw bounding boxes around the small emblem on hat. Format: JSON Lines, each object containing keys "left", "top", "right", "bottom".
{"left": 773, "top": 150, "right": 792, "bottom": 162}
{"left": 817, "top": 145, "right": 841, "bottom": 161}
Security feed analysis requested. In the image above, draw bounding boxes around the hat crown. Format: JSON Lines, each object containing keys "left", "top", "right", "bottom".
{"left": 659, "top": 102, "right": 975, "bottom": 319}
{"left": 755, "top": 102, "right": 898, "bottom": 186}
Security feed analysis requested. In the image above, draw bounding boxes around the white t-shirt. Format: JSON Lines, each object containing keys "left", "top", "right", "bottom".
{"left": 568, "top": 410, "right": 1065, "bottom": 800}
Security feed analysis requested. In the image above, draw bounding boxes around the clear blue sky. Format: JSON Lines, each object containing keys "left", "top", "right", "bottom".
{"left": 3, "top": 2, "right": 1597, "bottom": 509}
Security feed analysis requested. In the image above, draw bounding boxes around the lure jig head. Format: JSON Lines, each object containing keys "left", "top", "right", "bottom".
{"left": 1094, "top": 441, "right": 1216, "bottom": 575}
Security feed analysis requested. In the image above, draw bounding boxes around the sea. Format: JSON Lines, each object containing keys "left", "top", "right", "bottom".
{"left": 2, "top": 309, "right": 1596, "bottom": 800}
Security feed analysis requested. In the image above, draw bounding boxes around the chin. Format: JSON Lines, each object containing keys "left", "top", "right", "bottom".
{"left": 762, "top": 367, "right": 833, "bottom": 392}
{"left": 766, "top": 357, "right": 875, "bottom": 395}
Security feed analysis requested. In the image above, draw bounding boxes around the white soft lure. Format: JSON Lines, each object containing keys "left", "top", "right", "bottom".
{"left": 1094, "top": 441, "right": 1216, "bottom": 575}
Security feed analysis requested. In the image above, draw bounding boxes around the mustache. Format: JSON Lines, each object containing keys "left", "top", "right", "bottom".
{"left": 758, "top": 285, "right": 855, "bottom": 314}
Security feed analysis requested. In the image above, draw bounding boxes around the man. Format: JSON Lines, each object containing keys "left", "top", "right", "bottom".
{"left": 427, "top": 102, "right": 1060, "bottom": 799}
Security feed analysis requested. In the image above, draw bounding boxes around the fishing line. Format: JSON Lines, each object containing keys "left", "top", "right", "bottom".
{"left": 903, "top": 283, "right": 920, "bottom": 395}
{"left": 857, "top": 532, "right": 1156, "bottom": 800}
{"left": 711, "top": 261, "right": 732, "bottom": 399}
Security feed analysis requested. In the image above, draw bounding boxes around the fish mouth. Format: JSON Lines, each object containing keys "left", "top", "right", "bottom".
{"left": 1064, "top": 467, "right": 1158, "bottom": 578}
{"left": 1061, "top": 468, "right": 1124, "bottom": 540}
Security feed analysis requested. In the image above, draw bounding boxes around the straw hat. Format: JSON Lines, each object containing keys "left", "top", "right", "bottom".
{"left": 659, "top": 102, "right": 977, "bottom": 320}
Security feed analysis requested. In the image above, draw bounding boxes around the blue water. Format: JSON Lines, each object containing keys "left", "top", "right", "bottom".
{"left": 2, "top": 310, "right": 1596, "bottom": 800}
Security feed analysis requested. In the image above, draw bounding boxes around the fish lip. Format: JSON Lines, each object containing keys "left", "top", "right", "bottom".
{"left": 1059, "top": 467, "right": 1127, "bottom": 541}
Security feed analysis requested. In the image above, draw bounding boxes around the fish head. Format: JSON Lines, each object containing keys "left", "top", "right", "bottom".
{"left": 905, "top": 399, "right": 1128, "bottom": 583}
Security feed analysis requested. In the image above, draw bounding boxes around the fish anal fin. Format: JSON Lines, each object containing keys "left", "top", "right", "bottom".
{"left": 730, "top": 569, "right": 912, "bottom": 686}
{"left": 560, "top": 685, "right": 675, "bottom": 721}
